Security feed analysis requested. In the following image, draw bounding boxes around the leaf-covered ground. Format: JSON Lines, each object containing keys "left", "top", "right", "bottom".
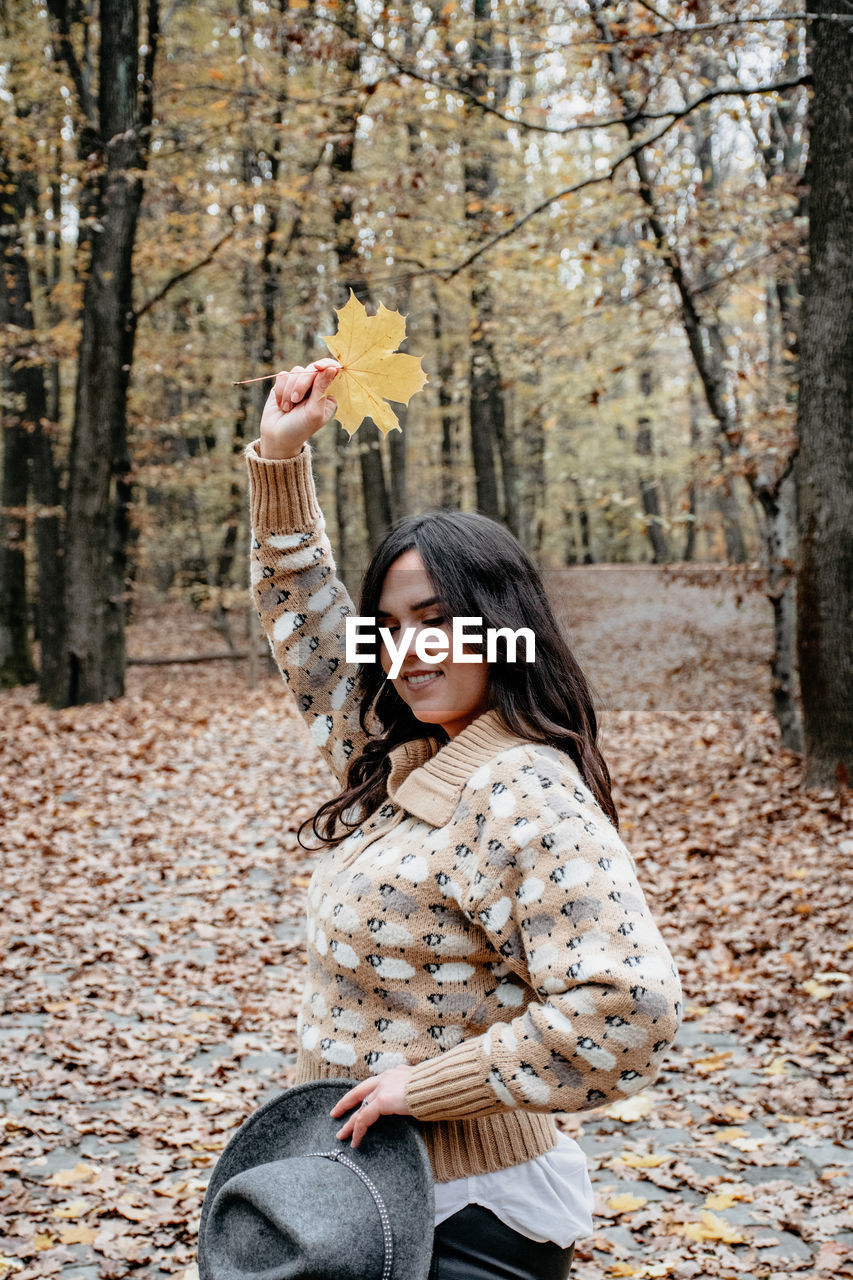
{"left": 2, "top": 568, "right": 851, "bottom": 1280}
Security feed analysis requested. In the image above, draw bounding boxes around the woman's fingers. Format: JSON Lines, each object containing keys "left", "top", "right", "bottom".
{"left": 331, "top": 1082, "right": 376, "bottom": 1149}
{"left": 328, "top": 1064, "right": 413, "bottom": 1148}
{"left": 329, "top": 1077, "right": 374, "bottom": 1118}
{"left": 266, "top": 361, "right": 341, "bottom": 442}
{"left": 333, "top": 1094, "right": 377, "bottom": 1149}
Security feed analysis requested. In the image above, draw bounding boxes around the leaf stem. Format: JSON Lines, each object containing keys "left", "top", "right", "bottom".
{"left": 231, "top": 372, "right": 280, "bottom": 386}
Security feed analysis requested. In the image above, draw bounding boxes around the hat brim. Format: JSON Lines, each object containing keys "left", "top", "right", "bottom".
{"left": 199, "top": 1079, "right": 435, "bottom": 1280}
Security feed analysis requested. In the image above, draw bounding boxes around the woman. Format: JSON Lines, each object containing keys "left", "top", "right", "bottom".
{"left": 247, "top": 358, "right": 682, "bottom": 1280}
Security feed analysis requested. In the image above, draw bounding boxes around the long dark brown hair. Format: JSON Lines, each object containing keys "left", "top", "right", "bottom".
{"left": 298, "top": 510, "right": 617, "bottom": 849}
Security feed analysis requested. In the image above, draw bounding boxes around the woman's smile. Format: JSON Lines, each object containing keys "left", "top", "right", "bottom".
{"left": 403, "top": 669, "right": 444, "bottom": 689}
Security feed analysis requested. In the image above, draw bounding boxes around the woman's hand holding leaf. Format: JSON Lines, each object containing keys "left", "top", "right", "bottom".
{"left": 259, "top": 358, "right": 341, "bottom": 459}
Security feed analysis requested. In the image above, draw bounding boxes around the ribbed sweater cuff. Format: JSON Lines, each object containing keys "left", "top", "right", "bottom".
{"left": 405, "top": 1040, "right": 498, "bottom": 1122}
{"left": 245, "top": 438, "right": 321, "bottom": 534}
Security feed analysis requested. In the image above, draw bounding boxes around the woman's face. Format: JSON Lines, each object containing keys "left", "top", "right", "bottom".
{"left": 376, "top": 548, "right": 491, "bottom": 739}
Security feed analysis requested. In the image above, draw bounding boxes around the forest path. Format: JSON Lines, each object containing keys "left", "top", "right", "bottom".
{"left": 1, "top": 569, "right": 851, "bottom": 1280}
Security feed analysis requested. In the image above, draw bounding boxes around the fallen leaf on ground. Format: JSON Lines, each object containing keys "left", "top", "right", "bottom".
{"left": 608, "top": 1192, "right": 649, "bottom": 1213}
{"left": 59, "top": 1225, "right": 98, "bottom": 1245}
{"left": 45, "top": 1162, "right": 98, "bottom": 1188}
{"left": 676, "top": 1211, "right": 746, "bottom": 1244}
{"left": 615, "top": 1151, "right": 670, "bottom": 1169}
{"left": 604, "top": 1094, "right": 653, "bottom": 1122}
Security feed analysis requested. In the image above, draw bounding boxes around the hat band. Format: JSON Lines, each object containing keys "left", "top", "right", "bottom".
{"left": 305, "top": 1150, "right": 393, "bottom": 1280}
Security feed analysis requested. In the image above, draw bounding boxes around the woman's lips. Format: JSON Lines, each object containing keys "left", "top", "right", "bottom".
{"left": 402, "top": 670, "right": 443, "bottom": 690}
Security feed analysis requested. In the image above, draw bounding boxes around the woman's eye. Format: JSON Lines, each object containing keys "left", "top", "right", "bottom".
{"left": 425, "top": 616, "right": 446, "bottom": 626}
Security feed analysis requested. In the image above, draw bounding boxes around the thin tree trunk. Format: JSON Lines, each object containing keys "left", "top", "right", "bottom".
{"left": 635, "top": 420, "right": 668, "bottom": 563}
{"left": 0, "top": 423, "right": 35, "bottom": 686}
{"left": 0, "top": 154, "right": 39, "bottom": 685}
{"left": 683, "top": 386, "right": 702, "bottom": 561}
{"left": 328, "top": 2, "right": 390, "bottom": 555}
{"left": 431, "top": 282, "right": 461, "bottom": 510}
{"left": 218, "top": 0, "right": 263, "bottom": 598}
{"left": 795, "top": 4, "right": 853, "bottom": 787}
{"left": 573, "top": 478, "right": 594, "bottom": 564}
{"left": 57, "top": 0, "right": 158, "bottom": 706}
{"left": 758, "top": 467, "right": 803, "bottom": 752}
{"left": 462, "top": 0, "right": 509, "bottom": 526}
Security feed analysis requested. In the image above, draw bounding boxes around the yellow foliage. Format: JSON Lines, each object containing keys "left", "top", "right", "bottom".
{"left": 677, "top": 1211, "right": 746, "bottom": 1244}
{"left": 608, "top": 1192, "right": 648, "bottom": 1213}
{"left": 52, "top": 1198, "right": 94, "bottom": 1220}
{"left": 322, "top": 291, "right": 428, "bottom": 437}
{"left": 616, "top": 1151, "right": 669, "bottom": 1169}
{"left": 605, "top": 1094, "right": 653, "bottom": 1122}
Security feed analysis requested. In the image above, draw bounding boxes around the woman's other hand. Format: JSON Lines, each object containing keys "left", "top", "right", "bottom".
{"left": 328, "top": 1064, "right": 415, "bottom": 1149}
{"left": 259, "top": 357, "right": 341, "bottom": 459}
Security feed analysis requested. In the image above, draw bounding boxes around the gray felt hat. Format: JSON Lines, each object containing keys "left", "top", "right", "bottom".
{"left": 198, "top": 1078, "right": 435, "bottom": 1280}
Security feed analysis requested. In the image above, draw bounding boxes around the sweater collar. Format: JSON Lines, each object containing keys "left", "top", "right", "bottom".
{"left": 386, "top": 708, "right": 530, "bottom": 826}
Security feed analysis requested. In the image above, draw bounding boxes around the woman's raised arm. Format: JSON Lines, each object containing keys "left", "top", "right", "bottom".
{"left": 247, "top": 360, "right": 370, "bottom": 786}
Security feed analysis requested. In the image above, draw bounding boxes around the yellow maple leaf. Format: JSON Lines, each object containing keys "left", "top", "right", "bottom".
{"left": 705, "top": 1184, "right": 753, "bottom": 1210}
{"left": 608, "top": 1192, "right": 648, "bottom": 1213}
{"left": 679, "top": 1211, "right": 745, "bottom": 1244}
{"left": 616, "top": 1151, "right": 669, "bottom": 1169}
{"left": 322, "top": 291, "right": 427, "bottom": 437}
{"left": 694, "top": 1050, "right": 733, "bottom": 1074}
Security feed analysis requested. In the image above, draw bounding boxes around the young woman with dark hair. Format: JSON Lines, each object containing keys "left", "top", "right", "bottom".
{"left": 246, "top": 358, "right": 682, "bottom": 1280}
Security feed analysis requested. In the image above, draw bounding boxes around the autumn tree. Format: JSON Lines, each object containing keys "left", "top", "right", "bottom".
{"left": 795, "top": 3, "right": 853, "bottom": 788}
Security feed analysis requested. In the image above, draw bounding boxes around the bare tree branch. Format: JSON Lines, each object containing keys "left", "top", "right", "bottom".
{"left": 45, "top": 0, "right": 97, "bottom": 128}
{"left": 378, "top": 36, "right": 809, "bottom": 138}
{"left": 439, "top": 73, "right": 810, "bottom": 280}
{"left": 134, "top": 222, "right": 238, "bottom": 320}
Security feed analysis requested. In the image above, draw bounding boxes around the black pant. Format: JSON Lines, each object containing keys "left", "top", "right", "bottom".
{"left": 429, "top": 1204, "right": 575, "bottom": 1280}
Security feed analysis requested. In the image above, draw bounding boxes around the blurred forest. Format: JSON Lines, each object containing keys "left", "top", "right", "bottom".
{"left": 0, "top": 1, "right": 850, "bottom": 785}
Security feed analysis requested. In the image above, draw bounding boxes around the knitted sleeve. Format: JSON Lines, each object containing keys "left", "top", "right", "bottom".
{"left": 246, "top": 438, "right": 368, "bottom": 785}
{"left": 404, "top": 743, "right": 682, "bottom": 1121}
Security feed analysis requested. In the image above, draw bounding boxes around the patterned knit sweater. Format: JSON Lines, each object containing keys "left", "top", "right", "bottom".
{"left": 247, "top": 439, "right": 683, "bottom": 1183}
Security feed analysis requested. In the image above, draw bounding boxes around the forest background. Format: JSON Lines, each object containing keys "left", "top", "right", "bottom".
{"left": 2, "top": 5, "right": 853, "bottom": 1278}
{"left": 0, "top": 1, "right": 851, "bottom": 775}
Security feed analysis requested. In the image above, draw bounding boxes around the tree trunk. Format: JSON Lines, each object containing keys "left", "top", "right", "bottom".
{"left": 431, "top": 283, "right": 461, "bottom": 510}
{"left": 683, "top": 386, "right": 702, "bottom": 561}
{"left": 218, "top": 0, "right": 263, "bottom": 598}
{"left": 462, "top": 0, "right": 508, "bottom": 525}
{"left": 0, "top": 423, "right": 35, "bottom": 687}
{"left": 759, "top": 469, "right": 802, "bottom": 752}
{"left": 58, "top": 0, "right": 156, "bottom": 705}
{"left": 328, "top": 1, "right": 391, "bottom": 556}
{"left": 795, "top": 5, "right": 853, "bottom": 787}
{"left": 635, "top": 419, "right": 668, "bottom": 563}
{"left": 0, "top": 154, "right": 39, "bottom": 686}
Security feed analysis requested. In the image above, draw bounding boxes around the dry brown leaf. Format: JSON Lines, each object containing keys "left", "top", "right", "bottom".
{"left": 59, "top": 1225, "right": 98, "bottom": 1245}
{"left": 46, "top": 1162, "right": 98, "bottom": 1188}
